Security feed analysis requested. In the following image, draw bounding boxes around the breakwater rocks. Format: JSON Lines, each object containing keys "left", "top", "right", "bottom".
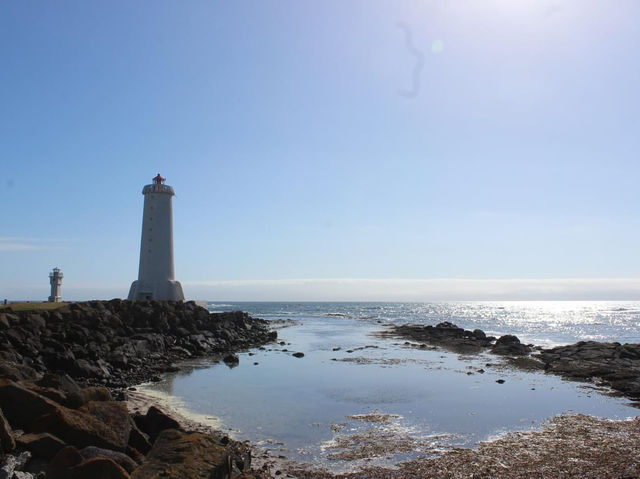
{"left": 385, "top": 322, "right": 640, "bottom": 401}
{"left": 0, "top": 300, "right": 277, "bottom": 388}
{"left": 0, "top": 373, "right": 267, "bottom": 478}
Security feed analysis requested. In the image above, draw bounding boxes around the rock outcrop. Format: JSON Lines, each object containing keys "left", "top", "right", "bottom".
{"left": 383, "top": 322, "right": 497, "bottom": 353}
{"left": 385, "top": 322, "right": 640, "bottom": 401}
{"left": 538, "top": 341, "right": 640, "bottom": 399}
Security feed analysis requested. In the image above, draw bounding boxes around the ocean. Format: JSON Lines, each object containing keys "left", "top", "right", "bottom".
{"left": 140, "top": 301, "right": 640, "bottom": 471}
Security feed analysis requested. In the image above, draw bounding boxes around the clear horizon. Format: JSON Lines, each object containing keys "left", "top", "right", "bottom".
{"left": 2, "top": 1, "right": 639, "bottom": 301}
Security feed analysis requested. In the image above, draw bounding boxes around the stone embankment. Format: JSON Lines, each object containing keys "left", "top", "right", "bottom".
{"left": 0, "top": 300, "right": 277, "bottom": 478}
{"left": 385, "top": 322, "right": 640, "bottom": 401}
{"left": 0, "top": 299, "right": 277, "bottom": 387}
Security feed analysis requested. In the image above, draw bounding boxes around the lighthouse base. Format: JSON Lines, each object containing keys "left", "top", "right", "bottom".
{"left": 128, "top": 280, "right": 185, "bottom": 301}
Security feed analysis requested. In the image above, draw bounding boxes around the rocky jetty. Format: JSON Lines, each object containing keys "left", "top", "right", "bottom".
{"left": 0, "top": 300, "right": 277, "bottom": 388}
{"left": 0, "top": 300, "right": 277, "bottom": 478}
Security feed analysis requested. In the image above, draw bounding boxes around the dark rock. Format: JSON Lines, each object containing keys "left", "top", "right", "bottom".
{"left": 0, "top": 362, "right": 38, "bottom": 382}
{"left": 17, "top": 432, "right": 66, "bottom": 460}
{"left": 80, "top": 401, "right": 132, "bottom": 450}
{"left": 47, "top": 446, "right": 84, "bottom": 479}
{"left": 130, "top": 429, "right": 231, "bottom": 479}
{"left": 292, "top": 352, "right": 304, "bottom": 358}
{"left": 496, "top": 379, "right": 506, "bottom": 384}
{"left": 472, "top": 329, "right": 486, "bottom": 340}
{"left": 83, "top": 387, "right": 113, "bottom": 402}
{"left": 80, "top": 446, "right": 138, "bottom": 473}
{"left": 137, "top": 406, "right": 181, "bottom": 443}
{"left": 127, "top": 421, "right": 151, "bottom": 455}
{"left": 36, "top": 374, "right": 85, "bottom": 409}
{"left": 492, "top": 335, "right": 531, "bottom": 356}
{"left": 31, "top": 405, "right": 128, "bottom": 452}
{"left": 0, "top": 379, "right": 60, "bottom": 429}
{"left": 222, "top": 353, "right": 239, "bottom": 366}
{"left": 69, "top": 457, "right": 131, "bottom": 479}
{"left": 0, "top": 408, "right": 15, "bottom": 453}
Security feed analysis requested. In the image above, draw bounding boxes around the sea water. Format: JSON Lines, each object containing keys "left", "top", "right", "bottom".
{"left": 141, "top": 302, "right": 640, "bottom": 471}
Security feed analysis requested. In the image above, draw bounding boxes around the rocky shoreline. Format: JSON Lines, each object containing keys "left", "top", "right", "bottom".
{"left": 382, "top": 321, "right": 640, "bottom": 402}
{"left": 1, "top": 303, "right": 639, "bottom": 478}
{"left": 0, "top": 300, "right": 278, "bottom": 478}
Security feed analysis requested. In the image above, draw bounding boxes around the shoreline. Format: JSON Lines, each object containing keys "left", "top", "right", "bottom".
{"left": 1, "top": 300, "right": 639, "bottom": 477}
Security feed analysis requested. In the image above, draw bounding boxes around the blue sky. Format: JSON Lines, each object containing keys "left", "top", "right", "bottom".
{"left": 2, "top": 0, "right": 640, "bottom": 300}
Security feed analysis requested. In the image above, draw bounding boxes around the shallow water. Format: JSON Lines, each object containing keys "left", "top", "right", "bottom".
{"left": 141, "top": 302, "right": 639, "bottom": 472}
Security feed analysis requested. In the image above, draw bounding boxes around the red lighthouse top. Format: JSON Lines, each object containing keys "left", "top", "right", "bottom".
{"left": 153, "top": 174, "right": 166, "bottom": 185}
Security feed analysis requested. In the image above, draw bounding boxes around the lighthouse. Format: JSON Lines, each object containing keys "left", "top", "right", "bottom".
{"left": 48, "top": 267, "right": 63, "bottom": 302}
{"left": 128, "top": 174, "right": 185, "bottom": 301}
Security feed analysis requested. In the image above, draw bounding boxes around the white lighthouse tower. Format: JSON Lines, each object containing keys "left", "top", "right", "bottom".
{"left": 128, "top": 174, "right": 185, "bottom": 301}
{"left": 48, "top": 267, "right": 63, "bottom": 302}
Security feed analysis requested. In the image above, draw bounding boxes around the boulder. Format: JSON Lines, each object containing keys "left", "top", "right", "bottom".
{"left": 80, "top": 401, "right": 132, "bottom": 449}
{"left": 17, "top": 432, "right": 66, "bottom": 460}
{"left": 0, "top": 362, "right": 38, "bottom": 382}
{"left": 127, "top": 421, "right": 152, "bottom": 455}
{"left": 0, "top": 408, "right": 15, "bottom": 453}
{"left": 222, "top": 353, "right": 239, "bottom": 367}
{"left": 72, "top": 359, "right": 109, "bottom": 378}
{"left": 131, "top": 429, "right": 231, "bottom": 479}
{"left": 136, "top": 406, "right": 181, "bottom": 443}
{"left": 47, "top": 446, "right": 83, "bottom": 479}
{"left": 492, "top": 335, "right": 531, "bottom": 356}
{"left": 69, "top": 457, "right": 131, "bottom": 479}
{"left": 0, "top": 379, "right": 60, "bottom": 429}
{"left": 30, "top": 405, "right": 128, "bottom": 452}
{"left": 80, "top": 446, "right": 138, "bottom": 473}
{"left": 83, "top": 386, "right": 114, "bottom": 402}
{"left": 36, "top": 374, "right": 85, "bottom": 408}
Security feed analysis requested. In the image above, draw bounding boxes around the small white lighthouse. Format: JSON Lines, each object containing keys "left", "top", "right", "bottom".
{"left": 128, "top": 174, "right": 185, "bottom": 301}
{"left": 48, "top": 267, "right": 63, "bottom": 302}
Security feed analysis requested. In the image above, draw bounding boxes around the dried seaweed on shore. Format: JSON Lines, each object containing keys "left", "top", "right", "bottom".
{"left": 289, "top": 414, "right": 640, "bottom": 479}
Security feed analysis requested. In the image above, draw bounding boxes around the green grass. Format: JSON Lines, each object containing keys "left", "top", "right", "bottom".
{"left": 0, "top": 302, "right": 69, "bottom": 312}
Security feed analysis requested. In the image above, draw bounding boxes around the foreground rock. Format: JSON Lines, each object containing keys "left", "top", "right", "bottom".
{"left": 0, "top": 375, "right": 269, "bottom": 479}
{"left": 0, "top": 300, "right": 277, "bottom": 388}
{"left": 131, "top": 429, "right": 231, "bottom": 479}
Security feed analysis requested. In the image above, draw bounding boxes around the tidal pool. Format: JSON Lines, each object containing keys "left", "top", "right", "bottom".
{"left": 140, "top": 315, "right": 637, "bottom": 471}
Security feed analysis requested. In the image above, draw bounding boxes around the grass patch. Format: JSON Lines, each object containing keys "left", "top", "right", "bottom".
{"left": 0, "top": 302, "right": 69, "bottom": 312}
